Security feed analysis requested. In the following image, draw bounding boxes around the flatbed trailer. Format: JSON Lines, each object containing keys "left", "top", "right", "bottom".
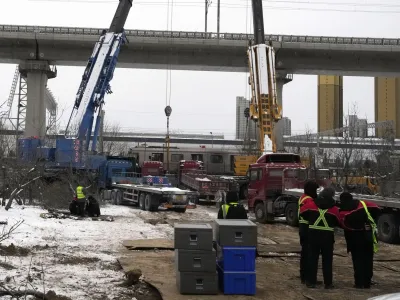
{"left": 284, "top": 187, "right": 400, "bottom": 244}
{"left": 217, "top": 175, "right": 249, "bottom": 198}
{"left": 103, "top": 175, "right": 194, "bottom": 213}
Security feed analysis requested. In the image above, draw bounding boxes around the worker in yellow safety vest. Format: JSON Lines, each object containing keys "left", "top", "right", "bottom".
{"left": 339, "top": 192, "right": 381, "bottom": 289}
{"left": 298, "top": 180, "right": 319, "bottom": 284}
{"left": 76, "top": 185, "right": 87, "bottom": 217}
{"left": 217, "top": 191, "right": 248, "bottom": 219}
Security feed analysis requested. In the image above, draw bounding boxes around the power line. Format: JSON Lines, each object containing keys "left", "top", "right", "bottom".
{"left": 28, "top": 0, "right": 400, "bottom": 14}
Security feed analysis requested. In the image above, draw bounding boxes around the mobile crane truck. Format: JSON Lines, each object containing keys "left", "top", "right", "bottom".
{"left": 233, "top": 0, "right": 283, "bottom": 176}
{"left": 17, "top": 0, "right": 192, "bottom": 212}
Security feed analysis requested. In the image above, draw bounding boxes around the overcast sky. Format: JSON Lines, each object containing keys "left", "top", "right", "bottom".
{"left": 0, "top": 0, "right": 399, "bottom": 139}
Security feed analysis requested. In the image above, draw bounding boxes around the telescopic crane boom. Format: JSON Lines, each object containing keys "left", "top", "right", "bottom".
{"left": 65, "top": 0, "right": 133, "bottom": 153}
{"left": 248, "top": 0, "right": 282, "bottom": 153}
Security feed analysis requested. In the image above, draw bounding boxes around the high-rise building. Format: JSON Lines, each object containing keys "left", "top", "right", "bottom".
{"left": 235, "top": 96, "right": 256, "bottom": 140}
{"left": 317, "top": 75, "right": 343, "bottom": 134}
{"left": 280, "top": 117, "right": 292, "bottom": 136}
{"left": 375, "top": 77, "right": 400, "bottom": 138}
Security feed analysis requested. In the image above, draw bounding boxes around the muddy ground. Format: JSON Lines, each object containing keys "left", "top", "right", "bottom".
{"left": 126, "top": 204, "right": 400, "bottom": 300}
{"left": 2, "top": 203, "right": 400, "bottom": 300}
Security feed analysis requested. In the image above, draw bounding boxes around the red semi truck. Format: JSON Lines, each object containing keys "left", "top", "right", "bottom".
{"left": 246, "top": 153, "right": 331, "bottom": 225}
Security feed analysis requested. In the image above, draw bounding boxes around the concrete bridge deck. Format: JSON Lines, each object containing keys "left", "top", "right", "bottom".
{"left": 1, "top": 24, "right": 400, "bottom": 75}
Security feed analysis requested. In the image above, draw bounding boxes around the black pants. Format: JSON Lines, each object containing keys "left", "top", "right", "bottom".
{"left": 77, "top": 202, "right": 86, "bottom": 217}
{"left": 308, "top": 241, "right": 334, "bottom": 286}
{"left": 300, "top": 234, "right": 308, "bottom": 281}
{"left": 351, "top": 244, "right": 374, "bottom": 288}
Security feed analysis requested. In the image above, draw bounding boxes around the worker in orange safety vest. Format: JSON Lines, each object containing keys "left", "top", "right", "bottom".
{"left": 298, "top": 180, "right": 319, "bottom": 284}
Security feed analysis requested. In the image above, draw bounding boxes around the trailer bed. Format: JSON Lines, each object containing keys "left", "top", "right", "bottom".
{"left": 112, "top": 183, "right": 188, "bottom": 194}
{"left": 284, "top": 188, "right": 400, "bottom": 209}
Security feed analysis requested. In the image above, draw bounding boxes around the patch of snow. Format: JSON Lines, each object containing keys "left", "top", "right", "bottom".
{"left": 0, "top": 204, "right": 172, "bottom": 299}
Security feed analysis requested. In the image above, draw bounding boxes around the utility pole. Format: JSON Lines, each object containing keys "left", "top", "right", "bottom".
{"left": 205, "top": 0, "right": 212, "bottom": 33}
{"left": 164, "top": 106, "right": 172, "bottom": 173}
{"left": 217, "top": 0, "right": 220, "bottom": 37}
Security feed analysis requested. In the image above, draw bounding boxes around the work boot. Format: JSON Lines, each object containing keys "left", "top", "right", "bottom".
{"left": 324, "top": 284, "right": 335, "bottom": 289}
{"left": 353, "top": 284, "right": 363, "bottom": 289}
{"left": 306, "top": 283, "right": 316, "bottom": 289}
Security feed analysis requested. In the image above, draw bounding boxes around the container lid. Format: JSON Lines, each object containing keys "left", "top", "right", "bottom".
{"left": 214, "top": 219, "right": 256, "bottom": 227}
{"left": 174, "top": 223, "right": 212, "bottom": 229}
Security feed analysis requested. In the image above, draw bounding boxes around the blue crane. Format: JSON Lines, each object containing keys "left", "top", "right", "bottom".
{"left": 18, "top": 0, "right": 133, "bottom": 170}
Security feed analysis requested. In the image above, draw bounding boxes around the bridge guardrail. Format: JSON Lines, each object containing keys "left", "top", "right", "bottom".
{"left": 0, "top": 24, "right": 399, "bottom": 46}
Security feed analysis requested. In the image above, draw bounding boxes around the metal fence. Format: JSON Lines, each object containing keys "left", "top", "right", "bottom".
{"left": 1, "top": 24, "right": 400, "bottom": 46}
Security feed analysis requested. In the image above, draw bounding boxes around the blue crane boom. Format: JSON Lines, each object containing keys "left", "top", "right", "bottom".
{"left": 18, "top": 0, "right": 133, "bottom": 169}
{"left": 65, "top": 0, "right": 132, "bottom": 153}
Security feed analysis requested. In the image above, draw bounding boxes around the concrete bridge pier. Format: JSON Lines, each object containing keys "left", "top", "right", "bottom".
{"left": 274, "top": 73, "right": 293, "bottom": 151}
{"left": 19, "top": 60, "right": 57, "bottom": 138}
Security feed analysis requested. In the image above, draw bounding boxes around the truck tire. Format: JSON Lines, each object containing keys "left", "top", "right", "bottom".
{"left": 139, "top": 193, "right": 146, "bottom": 211}
{"left": 239, "top": 185, "right": 248, "bottom": 199}
{"left": 378, "top": 213, "right": 400, "bottom": 244}
{"left": 115, "top": 190, "right": 122, "bottom": 205}
{"left": 144, "top": 194, "right": 159, "bottom": 212}
{"left": 285, "top": 203, "right": 299, "bottom": 227}
{"left": 255, "top": 203, "right": 267, "bottom": 224}
{"left": 111, "top": 190, "right": 117, "bottom": 205}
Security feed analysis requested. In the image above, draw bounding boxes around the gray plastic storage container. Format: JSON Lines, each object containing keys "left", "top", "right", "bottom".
{"left": 213, "top": 219, "right": 257, "bottom": 247}
{"left": 176, "top": 271, "right": 218, "bottom": 295}
{"left": 174, "top": 223, "right": 213, "bottom": 250}
{"left": 175, "top": 249, "right": 216, "bottom": 272}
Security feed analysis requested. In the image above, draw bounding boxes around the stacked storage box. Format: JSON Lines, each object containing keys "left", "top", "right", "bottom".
{"left": 174, "top": 223, "right": 218, "bottom": 295}
{"left": 214, "top": 219, "right": 257, "bottom": 295}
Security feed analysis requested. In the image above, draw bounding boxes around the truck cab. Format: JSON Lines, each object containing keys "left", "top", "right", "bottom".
{"left": 142, "top": 161, "right": 165, "bottom": 176}
{"left": 246, "top": 153, "right": 306, "bottom": 223}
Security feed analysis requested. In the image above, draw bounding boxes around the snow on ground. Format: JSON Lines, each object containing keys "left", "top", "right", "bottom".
{"left": 0, "top": 204, "right": 174, "bottom": 300}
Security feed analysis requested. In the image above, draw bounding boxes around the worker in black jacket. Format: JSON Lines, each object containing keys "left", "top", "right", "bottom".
{"left": 298, "top": 180, "right": 319, "bottom": 284}
{"left": 217, "top": 191, "right": 248, "bottom": 219}
{"left": 339, "top": 192, "right": 381, "bottom": 289}
{"left": 300, "top": 187, "right": 341, "bottom": 289}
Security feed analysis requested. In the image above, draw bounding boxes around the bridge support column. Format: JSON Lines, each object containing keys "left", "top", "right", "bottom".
{"left": 274, "top": 73, "right": 293, "bottom": 151}
{"left": 317, "top": 75, "right": 343, "bottom": 134}
{"left": 375, "top": 77, "right": 400, "bottom": 138}
{"left": 19, "top": 61, "right": 57, "bottom": 138}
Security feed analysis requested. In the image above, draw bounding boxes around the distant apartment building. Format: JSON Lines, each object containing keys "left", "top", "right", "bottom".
{"left": 235, "top": 96, "right": 256, "bottom": 140}
{"left": 280, "top": 117, "right": 292, "bottom": 136}
{"left": 348, "top": 114, "right": 368, "bottom": 138}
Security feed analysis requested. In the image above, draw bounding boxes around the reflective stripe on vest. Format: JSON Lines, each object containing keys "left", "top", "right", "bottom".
{"left": 222, "top": 203, "right": 238, "bottom": 219}
{"left": 76, "top": 186, "right": 85, "bottom": 199}
{"left": 298, "top": 195, "right": 312, "bottom": 225}
{"left": 360, "top": 201, "right": 378, "bottom": 253}
{"left": 309, "top": 209, "right": 334, "bottom": 231}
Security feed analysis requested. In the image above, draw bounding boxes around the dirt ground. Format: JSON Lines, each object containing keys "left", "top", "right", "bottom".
{"left": 121, "top": 204, "right": 400, "bottom": 300}
{"left": 2, "top": 203, "right": 400, "bottom": 300}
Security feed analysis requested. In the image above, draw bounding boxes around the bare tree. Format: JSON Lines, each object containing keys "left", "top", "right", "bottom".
{"left": 102, "top": 121, "right": 129, "bottom": 156}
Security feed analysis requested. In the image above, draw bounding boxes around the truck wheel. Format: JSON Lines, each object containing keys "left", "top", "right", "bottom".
{"left": 116, "top": 190, "right": 122, "bottom": 205}
{"left": 285, "top": 203, "right": 299, "bottom": 227}
{"left": 378, "top": 213, "right": 400, "bottom": 244}
{"left": 174, "top": 207, "right": 186, "bottom": 213}
{"left": 255, "top": 203, "right": 267, "bottom": 224}
{"left": 139, "top": 193, "right": 146, "bottom": 211}
{"left": 144, "top": 194, "right": 159, "bottom": 212}
{"left": 111, "top": 190, "right": 117, "bottom": 205}
{"left": 239, "top": 185, "right": 248, "bottom": 199}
